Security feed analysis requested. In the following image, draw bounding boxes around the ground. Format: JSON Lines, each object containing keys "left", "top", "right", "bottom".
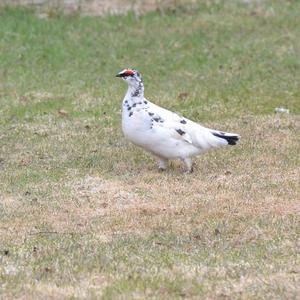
{"left": 0, "top": 1, "right": 300, "bottom": 299}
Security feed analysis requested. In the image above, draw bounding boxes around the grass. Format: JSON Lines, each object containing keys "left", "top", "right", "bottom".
{"left": 0, "top": 1, "right": 300, "bottom": 299}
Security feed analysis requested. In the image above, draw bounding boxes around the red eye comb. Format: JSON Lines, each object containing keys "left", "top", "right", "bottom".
{"left": 124, "top": 69, "right": 135, "bottom": 76}
{"left": 116, "top": 69, "right": 135, "bottom": 77}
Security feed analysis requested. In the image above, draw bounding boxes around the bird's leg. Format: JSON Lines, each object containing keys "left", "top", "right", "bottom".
{"left": 182, "top": 158, "right": 193, "bottom": 173}
{"left": 158, "top": 158, "right": 168, "bottom": 171}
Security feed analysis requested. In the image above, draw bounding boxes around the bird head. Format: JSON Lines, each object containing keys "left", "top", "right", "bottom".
{"left": 116, "top": 69, "right": 142, "bottom": 88}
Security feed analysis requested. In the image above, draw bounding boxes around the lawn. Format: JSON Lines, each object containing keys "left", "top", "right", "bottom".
{"left": 0, "top": 1, "right": 299, "bottom": 299}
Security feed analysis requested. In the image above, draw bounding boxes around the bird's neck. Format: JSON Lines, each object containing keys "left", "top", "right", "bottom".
{"left": 125, "top": 81, "right": 144, "bottom": 104}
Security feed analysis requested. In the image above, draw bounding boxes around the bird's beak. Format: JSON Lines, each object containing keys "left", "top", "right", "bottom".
{"left": 116, "top": 73, "right": 122, "bottom": 77}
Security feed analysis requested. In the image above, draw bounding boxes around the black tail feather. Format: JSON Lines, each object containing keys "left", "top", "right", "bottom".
{"left": 212, "top": 132, "right": 239, "bottom": 145}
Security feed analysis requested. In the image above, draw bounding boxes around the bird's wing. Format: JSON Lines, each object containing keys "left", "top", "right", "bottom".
{"left": 147, "top": 101, "right": 183, "bottom": 122}
{"left": 146, "top": 100, "right": 239, "bottom": 150}
{"left": 146, "top": 101, "right": 194, "bottom": 144}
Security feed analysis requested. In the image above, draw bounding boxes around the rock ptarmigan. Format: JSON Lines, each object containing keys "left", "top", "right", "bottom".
{"left": 116, "top": 68, "right": 240, "bottom": 173}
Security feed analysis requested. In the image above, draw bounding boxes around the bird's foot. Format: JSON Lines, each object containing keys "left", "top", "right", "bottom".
{"left": 158, "top": 158, "right": 168, "bottom": 172}
{"left": 184, "top": 166, "right": 194, "bottom": 174}
{"left": 181, "top": 158, "right": 194, "bottom": 174}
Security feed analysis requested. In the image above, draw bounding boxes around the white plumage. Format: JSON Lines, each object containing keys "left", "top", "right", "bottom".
{"left": 116, "top": 69, "right": 240, "bottom": 172}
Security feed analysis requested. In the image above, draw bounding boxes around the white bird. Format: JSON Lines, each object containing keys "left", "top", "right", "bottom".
{"left": 116, "top": 69, "right": 240, "bottom": 173}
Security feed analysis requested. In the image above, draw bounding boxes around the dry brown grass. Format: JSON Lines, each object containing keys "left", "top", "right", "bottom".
{"left": 4, "top": 115, "right": 298, "bottom": 242}
{"left": 1, "top": 113, "right": 299, "bottom": 298}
